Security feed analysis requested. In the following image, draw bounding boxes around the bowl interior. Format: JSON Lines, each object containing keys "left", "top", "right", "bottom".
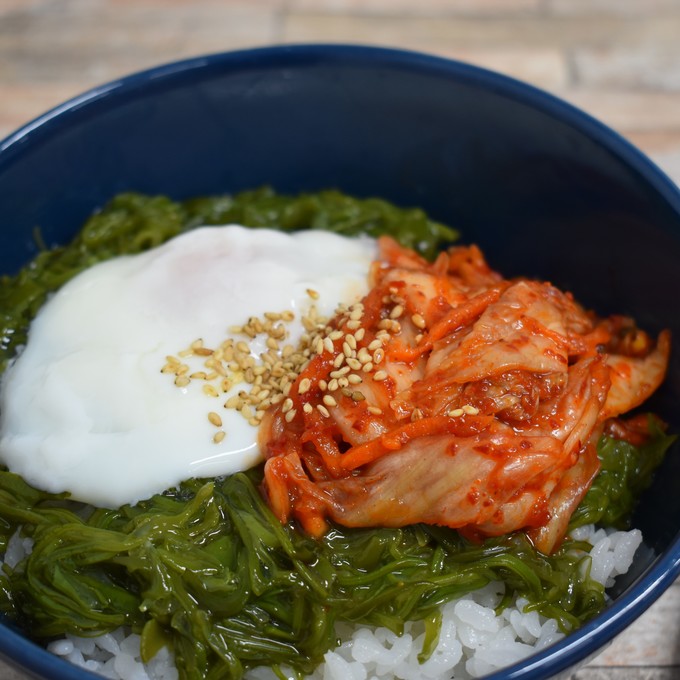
{"left": 1, "top": 45, "right": 680, "bottom": 680}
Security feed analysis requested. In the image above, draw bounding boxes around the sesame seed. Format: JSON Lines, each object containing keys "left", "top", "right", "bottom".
{"left": 208, "top": 412, "right": 223, "bottom": 427}
{"left": 328, "top": 378, "right": 339, "bottom": 392}
{"left": 346, "top": 358, "right": 362, "bottom": 371}
{"left": 362, "top": 362, "right": 374, "bottom": 373}
{"left": 337, "top": 377, "right": 349, "bottom": 388}
{"left": 411, "top": 313, "right": 426, "bottom": 329}
{"left": 330, "top": 367, "right": 350, "bottom": 378}
{"left": 333, "top": 353, "right": 345, "bottom": 368}
{"left": 448, "top": 408, "right": 464, "bottom": 417}
{"left": 329, "top": 330, "right": 344, "bottom": 341}
{"left": 347, "top": 373, "right": 363, "bottom": 385}
{"left": 203, "top": 384, "right": 219, "bottom": 398}
{"left": 213, "top": 430, "right": 226, "bottom": 444}
{"left": 373, "top": 348, "right": 385, "bottom": 364}
{"left": 354, "top": 328, "right": 366, "bottom": 342}
{"left": 390, "top": 305, "right": 404, "bottom": 319}
{"left": 282, "top": 398, "right": 294, "bottom": 413}
{"left": 367, "top": 339, "right": 382, "bottom": 351}
{"left": 175, "top": 376, "right": 190, "bottom": 388}
{"left": 367, "top": 406, "right": 383, "bottom": 415}
{"left": 298, "top": 378, "right": 311, "bottom": 394}
{"left": 323, "top": 337, "right": 335, "bottom": 354}
{"left": 319, "top": 379, "right": 328, "bottom": 391}
{"left": 303, "top": 403, "right": 313, "bottom": 414}
{"left": 345, "top": 334, "right": 357, "bottom": 350}
{"left": 285, "top": 408, "right": 297, "bottom": 422}
{"left": 358, "top": 347, "right": 371, "bottom": 363}
{"left": 317, "top": 404, "right": 330, "bottom": 418}
{"left": 190, "top": 371, "right": 207, "bottom": 380}
{"left": 225, "top": 395, "right": 242, "bottom": 409}
{"left": 346, "top": 320, "right": 361, "bottom": 330}
{"left": 373, "top": 370, "right": 388, "bottom": 381}
{"left": 462, "top": 404, "right": 480, "bottom": 415}
{"left": 351, "top": 391, "right": 365, "bottom": 401}
{"left": 323, "top": 395, "right": 337, "bottom": 407}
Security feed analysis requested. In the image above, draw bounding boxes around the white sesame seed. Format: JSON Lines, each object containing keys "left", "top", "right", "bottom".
{"left": 323, "top": 395, "right": 337, "bottom": 407}
{"left": 317, "top": 404, "right": 330, "bottom": 418}
{"left": 208, "top": 412, "right": 222, "bottom": 427}
{"left": 448, "top": 408, "right": 464, "bottom": 418}
{"left": 462, "top": 404, "right": 480, "bottom": 415}
{"left": 285, "top": 408, "right": 297, "bottom": 423}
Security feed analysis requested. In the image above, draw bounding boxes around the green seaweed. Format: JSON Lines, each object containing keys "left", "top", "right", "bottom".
{"left": 0, "top": 188, "right": 673, "bottom": 679}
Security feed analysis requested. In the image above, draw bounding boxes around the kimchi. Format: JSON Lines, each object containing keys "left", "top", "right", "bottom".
{"left": 261, "top": 237, "right": 670, "bottom": 554}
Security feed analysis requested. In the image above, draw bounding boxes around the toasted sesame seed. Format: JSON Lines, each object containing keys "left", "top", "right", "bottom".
{"left": 213, "top": 430, "right": 226, "bottom": 444}
{"left": 306, "top": 288, "right": 320, "bottom": 300}
{"left": 194, "top": 347, "right": 213, "bottom": 357}
{"left": 358, "top": 347, "right": 371, "bottom": 363}
{"left": 330, "top": 366, "right": 350, "bottom": 378}
{"left": 225, "top": 395, "right": 242, "bottom": 409}
{"left": 236, "top": 341, "right": 250, "bottom": 354}
{"left": 208, "top": 412, "right": 223, "bottom": 427}
{"left": 351, "top": 391, "right": 365, "bottom": 401}
{"left": 203, "top": 384, "right": 219, "bottom": 398}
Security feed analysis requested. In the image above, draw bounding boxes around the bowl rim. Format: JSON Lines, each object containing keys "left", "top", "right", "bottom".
{"left": 1, "top": 42, "right": 680, "bottom": 680}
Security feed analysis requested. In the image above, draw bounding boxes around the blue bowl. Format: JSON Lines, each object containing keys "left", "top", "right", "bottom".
{"left": 1, "top": 44, "right": 679, "bottom": 680}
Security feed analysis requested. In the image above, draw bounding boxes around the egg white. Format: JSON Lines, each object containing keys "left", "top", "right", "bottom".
{"left": 0, "top": 226, "right": 376, "bottom": 507}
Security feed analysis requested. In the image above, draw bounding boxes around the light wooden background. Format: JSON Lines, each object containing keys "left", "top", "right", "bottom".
{"left": 1, "top": 1, "right": 679, "bottom": 679}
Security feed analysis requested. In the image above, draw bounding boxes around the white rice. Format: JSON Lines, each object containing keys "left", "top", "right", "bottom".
{"left": 1, "top": 524, "right": 642, "bottom": 680}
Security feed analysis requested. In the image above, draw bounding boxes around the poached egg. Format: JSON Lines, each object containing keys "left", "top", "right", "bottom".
{"left": 0, "top": 226, "right": 376, "bottom": 507}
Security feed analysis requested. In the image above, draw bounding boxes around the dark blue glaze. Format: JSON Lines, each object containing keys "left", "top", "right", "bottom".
{"left": 1, "top": 44, "right": 679, "bottom": 680}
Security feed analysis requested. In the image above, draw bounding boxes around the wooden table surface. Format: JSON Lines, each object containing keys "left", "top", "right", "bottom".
{"left": 0, "top": 1, "right": 679, "bottom": 679}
